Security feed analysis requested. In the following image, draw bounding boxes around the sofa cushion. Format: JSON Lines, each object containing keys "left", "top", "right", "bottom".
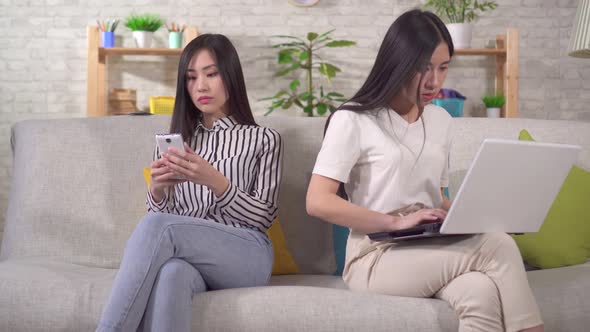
{"left": 1, "top": 259, "right": 588, "bottom": 332}
{"left": 269, "top": 261, "right": 590, "bottom": 331}
{"left": 0, "top": 259, "right": 459, "bottom": 332}
{"left": 190, "top": 286, "right": 459, "bottom": 332}
{"left": 528, "top": 261, "right": 590, "bottom": 332}
{"left": 3, "top": 116, "right": 336, "bottom": 274}
{"left": 512, "top": 129, "right": 590, "bottom": 268}
{"left": 0, "top": 259, "right": 114, "bottom": 332}
{"left": 4, "top": 116, "right": 590, "bottom": 275}
{"left": 2, "top": 116, "right": 169, "bottom": 268}
{"left": 269, "top": 273, "right": 348, "bottom": 289}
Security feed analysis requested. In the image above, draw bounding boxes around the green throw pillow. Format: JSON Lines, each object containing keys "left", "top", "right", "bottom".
{"left": 512, "top": 129, "right": 590, "bottom": 269}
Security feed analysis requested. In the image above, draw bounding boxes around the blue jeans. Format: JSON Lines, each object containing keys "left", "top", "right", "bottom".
{"left": 96, "top": 213, "right": 273, "bottom": 332}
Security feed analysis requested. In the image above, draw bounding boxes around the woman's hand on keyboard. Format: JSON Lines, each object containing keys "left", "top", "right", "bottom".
{"left": 390, "top": 208, "right": 447, "bottom": 230}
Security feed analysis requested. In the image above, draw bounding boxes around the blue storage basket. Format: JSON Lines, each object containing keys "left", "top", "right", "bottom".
{"left": 432, "top": 98, "right": 464, "bottom": 117}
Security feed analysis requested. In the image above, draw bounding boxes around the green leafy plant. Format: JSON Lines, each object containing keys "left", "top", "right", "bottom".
{"left": 424, "top": 0, "right": 498, "bottom": 23}
{"left": 482, "top": 94, "right": 505, "bottom": 108}
{"left": 261, "top": 30, "right": 356, "bottom": 116}
{"left": 124, "top": 13, "right": 164, "bottom": 32}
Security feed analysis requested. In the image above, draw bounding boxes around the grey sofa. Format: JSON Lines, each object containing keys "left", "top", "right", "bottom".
{"left": 1, "top": 115, "right": 589, "bottom": 331}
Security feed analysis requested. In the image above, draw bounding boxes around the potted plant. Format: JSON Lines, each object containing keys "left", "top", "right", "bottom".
{"left": 424, "top": 0, "right": 498, "bottom": 49}
{"left": 124, "top": 13, "right": 164, "bottom": 48}
{"left": 482, "top": 94, "right": 505, "bottom": 118}
{"left": 261, "top": 30, "right": 356, "bottom": 117}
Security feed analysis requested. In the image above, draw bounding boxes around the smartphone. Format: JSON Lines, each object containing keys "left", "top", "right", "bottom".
{"left": 155, "top": 133, "right": 185, "bottom": 180}
{"left": 156, "top": 133, "right": 184, "bottom": 156}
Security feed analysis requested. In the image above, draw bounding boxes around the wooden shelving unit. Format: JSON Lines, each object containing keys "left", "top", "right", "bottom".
{"left": 455, "top": 28, "right": 519, "bottom": 118}
{"left": 86, "top": 26, "right": 199, "bottom": 117}
{"left": 86, "top": 27, "right": 518, "bottom": 118}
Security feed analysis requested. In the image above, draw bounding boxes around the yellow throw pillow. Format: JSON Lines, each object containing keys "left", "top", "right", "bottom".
{"left": 143, "top": 167, "right": 152, "bottom": 186}
{"left": 142, "top": 167, "right": 298, "bottom": 275}
{"left": 267, "top": 219, "right": 299, "bottom": 275}
{"left": 512, "top": 130, "right": 590, "bottom": 268}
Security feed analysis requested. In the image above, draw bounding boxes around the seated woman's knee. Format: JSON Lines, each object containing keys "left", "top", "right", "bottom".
{"left": 158, "top": 259, "right": 198, "bottom": 288}
{"left": 478, "top": 232, "right": 523, "bottom": 263}
{"left": 131, "top": 213, "right": 171, "bottom": 241}
{"left": 447, "top": 273, "right": 503, "bottom": 331}
{"left": 480, "top": 232, "right": 517, "bottom": 249}
{"left": 461, "top": 272, "right": 500, "bottom": 305}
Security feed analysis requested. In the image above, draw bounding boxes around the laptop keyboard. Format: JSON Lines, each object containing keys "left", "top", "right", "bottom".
{"left": 386, "top": 221, "right": 443, "bottom": 237}
{"left": 423, "top": 222, "right": 443, "bottom": 233}
{"left": 367, "top": 221, "right": 445, "bottom": 241}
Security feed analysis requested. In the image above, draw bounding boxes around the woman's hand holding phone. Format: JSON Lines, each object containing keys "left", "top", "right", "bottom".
{"left": 149, "top": 133, "right": 189, "bottom": 201}
{"left": 162, "top": 142, "right": 230, "bottom": 197}
{"left": 149, "top": 158, "right": 185, "bottom": 202}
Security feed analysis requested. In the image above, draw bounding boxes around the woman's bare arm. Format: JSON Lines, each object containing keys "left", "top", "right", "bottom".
{"left": 440, "top": 188, "right": 452, "bottom": 211}
{"left": 306, "top": 174, "right": 399, "bottom": 234}
{"left": 307, "top": 174, "right": 448, "bottom": 234}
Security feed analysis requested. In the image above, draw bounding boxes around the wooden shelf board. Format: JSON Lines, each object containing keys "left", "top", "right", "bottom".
{"left": 99, "top": 47, "right": 183, "bottom": 56}
{"left": 98, "top": 47, "right": 504, "bottom": 57}
{"left": 455, "top": 48, "right": 506, "bottom": 55}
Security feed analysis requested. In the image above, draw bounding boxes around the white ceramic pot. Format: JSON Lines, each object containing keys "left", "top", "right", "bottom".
{"left": 446, "top": 23, "right": 473, "bottom": 49}
{"left": 486, "top": 107, "right": 501, "bottom": 118}
{"left": 132, "top": 31, "right": 153, "bottom": 48}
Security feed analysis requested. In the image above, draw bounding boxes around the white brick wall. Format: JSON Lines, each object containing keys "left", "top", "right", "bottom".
{"left": 1, "top": 0, "right": 590, "bottom": 231}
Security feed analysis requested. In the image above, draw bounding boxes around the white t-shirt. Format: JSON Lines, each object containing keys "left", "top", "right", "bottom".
{"left": 312, "top": 104, "right": 453, "bottom": 262}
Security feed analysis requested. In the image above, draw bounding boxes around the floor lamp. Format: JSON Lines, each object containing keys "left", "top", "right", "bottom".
{"left": 569, "top": 0, "right": 590, "bottom": 58}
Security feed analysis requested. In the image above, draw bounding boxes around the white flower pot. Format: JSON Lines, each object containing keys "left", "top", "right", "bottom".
{"left": 132, "top": 31, "right": 153, "bottom": 48}
{"left": 446, "top": 23, "right": 473, "bottom": 49}
{"left": 486, "top": 107, "right": 501, "bottom": 118}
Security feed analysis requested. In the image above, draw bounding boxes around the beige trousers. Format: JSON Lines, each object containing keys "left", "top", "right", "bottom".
{"left": 344, "top": 233, "right": 543, "bottom": 332}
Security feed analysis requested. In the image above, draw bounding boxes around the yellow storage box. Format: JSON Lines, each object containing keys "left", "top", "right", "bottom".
{"left": 149, "top": 96, "right": 175, "bottom": 115}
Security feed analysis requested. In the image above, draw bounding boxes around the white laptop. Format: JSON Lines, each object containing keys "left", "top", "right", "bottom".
{"left": 368, "top": 138, "right": 581, "bottom": 242}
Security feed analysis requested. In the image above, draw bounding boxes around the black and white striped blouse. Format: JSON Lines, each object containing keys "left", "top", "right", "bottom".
{"left": 146, "top": 116, "right": 283, "bottom": 233}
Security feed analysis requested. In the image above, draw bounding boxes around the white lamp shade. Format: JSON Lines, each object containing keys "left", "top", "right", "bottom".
{"left": 569, "top": 0, "right": 590, "bottom": 58}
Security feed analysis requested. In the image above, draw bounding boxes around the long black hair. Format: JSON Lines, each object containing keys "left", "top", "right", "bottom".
{"left": 327, "top": 9, "right": 453, "bottom": 198}
{"left": 328, "top": 9, "right": 453, "bottom": 127}
{"left": 170, "top": 34, "right": 257, "bottom": 141}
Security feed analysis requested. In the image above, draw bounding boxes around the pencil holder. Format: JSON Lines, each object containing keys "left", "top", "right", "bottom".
{"left": 101, "top": 31, "right": 115, "bottom": 48}
{"left": 168, "top": 32, "right": 182, "bottom": 49}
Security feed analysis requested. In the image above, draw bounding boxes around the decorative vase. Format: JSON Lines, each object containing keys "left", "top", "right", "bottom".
{"left": 446, "top": 23, "right": 473, "bottom": 49}
{"left": 486, "top": 107, "right": 501, "bottom": 118}
{"left": 168, "top": 32, "right": 183, "bottom": 49}
{"left": 132, "top": 31, "right": 153, "bottom": 48}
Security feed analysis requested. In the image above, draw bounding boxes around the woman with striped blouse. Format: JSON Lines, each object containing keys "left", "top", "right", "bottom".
{"left": 97, "top": 34, "right": 283, "bottom": 332}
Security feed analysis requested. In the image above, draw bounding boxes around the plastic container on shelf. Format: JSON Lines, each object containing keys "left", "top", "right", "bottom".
{"left": 149, "top": 96, "right": 175, "bottom": 115}
{"left": 432, "top": 88, "right": 466, "bottom": 118}
{"left": 432, "top": 98, "right": 464, "bottom": 117}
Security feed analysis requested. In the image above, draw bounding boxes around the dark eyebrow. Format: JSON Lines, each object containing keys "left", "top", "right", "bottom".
{"left": 187, "top": 64, "right": 218, "bottom": 72}
{"left": 431, "top": 60, "right": 451, "bottom": 66}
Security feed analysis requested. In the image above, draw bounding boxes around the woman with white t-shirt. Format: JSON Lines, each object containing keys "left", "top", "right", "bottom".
{"left": 306, "top": 9, "right": 544, "bottom": 332}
